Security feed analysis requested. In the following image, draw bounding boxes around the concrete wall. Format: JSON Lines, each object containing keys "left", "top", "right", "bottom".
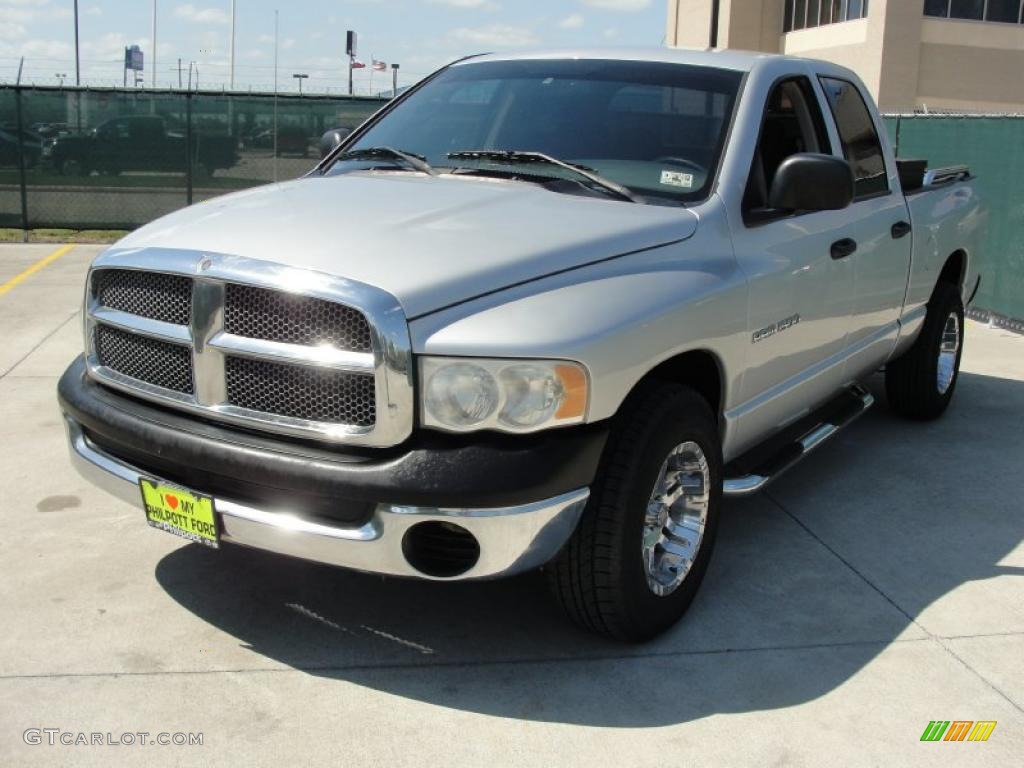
{"left": 666, "top": 0, "right": 715, "bottom": 48}
{"left": 916, "top": 19, "right": 1024, "bottom": 112}
{"left": 667, "top": 0, "right": 784, "bottom": 51}
{"left": 667, "top": 0, "right": 1024, "bottom": 113}
{"left": 781, "top": 17, "right": 876, "bottom": 92}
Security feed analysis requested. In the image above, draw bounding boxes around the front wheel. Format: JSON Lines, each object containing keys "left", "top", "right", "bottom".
{"left": 547, "top": 382, "right": 722, "bottom": 641}
{"left": 885, "top": 281, "right": 964, "bottom": 420}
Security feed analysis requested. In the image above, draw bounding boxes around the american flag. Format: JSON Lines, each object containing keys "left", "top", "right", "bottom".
{"left": 372, "top": 59, "right": 387, "bottom": 71}
{"left": 351, "top": 59, "right": 366, "bottom": 69}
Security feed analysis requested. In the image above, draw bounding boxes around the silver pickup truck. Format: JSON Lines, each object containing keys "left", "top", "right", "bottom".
{"left": 59, "top": 49, "right": 984, "bottom": 641}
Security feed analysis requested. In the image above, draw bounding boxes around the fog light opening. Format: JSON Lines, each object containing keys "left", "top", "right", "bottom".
{"left": 401, "top": 521, "right": 481, "bottom": 578}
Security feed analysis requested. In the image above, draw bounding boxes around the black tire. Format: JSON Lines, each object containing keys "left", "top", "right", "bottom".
{"left": 885, "top": 281, "right": 964, "bottom": 420}
{"left": 547, "top": 382, "right": 722, "bottom": 641}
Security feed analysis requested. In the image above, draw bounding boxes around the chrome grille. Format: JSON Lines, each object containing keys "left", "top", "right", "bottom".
{"left": 92, "top": 269, "right": 192, "bottom": 325}
{"left": 226, "top": 357, "right": 376, "bottom": 425}
{"left": 84, "top": 251, "right": 413, "bottom": 446}
{"left": 94, "top": 324, "right": 194, "bottom": 394}
{"left": 225, "top": 283, "right": 372, "bottom": 352}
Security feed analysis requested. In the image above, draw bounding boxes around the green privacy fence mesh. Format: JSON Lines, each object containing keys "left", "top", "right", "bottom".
{"left": 2, "top": 88, "right": 1023, "bottom": 322}
{"left": 0, "top": 86, "right": 387, "bottom": 231}
{"left": 885, "top": 114, "right": 1024, "bottom": 323}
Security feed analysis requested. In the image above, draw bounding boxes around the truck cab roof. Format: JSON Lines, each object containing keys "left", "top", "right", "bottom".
{"left": 461, "top": 46, "right": 858, "bottom": 80}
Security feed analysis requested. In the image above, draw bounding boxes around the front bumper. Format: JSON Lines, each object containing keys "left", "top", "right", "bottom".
{"left": 59, "top": 357, "right": 601, "bottom": 580}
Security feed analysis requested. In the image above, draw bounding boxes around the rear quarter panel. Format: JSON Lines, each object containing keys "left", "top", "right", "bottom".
{"left": 895, "top": 180, "right": 985, "bottom": 355}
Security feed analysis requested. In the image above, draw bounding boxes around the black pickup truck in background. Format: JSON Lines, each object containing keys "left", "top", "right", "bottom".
{"left": 47, "top": 116, "right": 239, "bottom": 177}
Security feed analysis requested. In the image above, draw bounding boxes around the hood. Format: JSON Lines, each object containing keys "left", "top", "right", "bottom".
{"left": 116, "top": 172, "right": 699, "bottom": 318}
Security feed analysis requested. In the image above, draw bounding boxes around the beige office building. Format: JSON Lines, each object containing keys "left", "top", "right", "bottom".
{"left": 667, "top": 1, "right": 1024, "bottom": 112}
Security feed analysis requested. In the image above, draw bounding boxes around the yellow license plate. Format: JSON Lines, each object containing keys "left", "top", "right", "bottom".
{"left": 139, "top": 478, "right": 219, "bottom": 548}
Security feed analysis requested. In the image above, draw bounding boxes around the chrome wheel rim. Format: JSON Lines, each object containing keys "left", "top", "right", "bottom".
{"left": 937, "top": 312, "right": 960, "bottom": 395}
{"left": 642, "top": 441, "right": 710, "bottom": 597}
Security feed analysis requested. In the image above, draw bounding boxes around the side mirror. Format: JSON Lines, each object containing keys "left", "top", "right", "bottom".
{"left": 319, "top": 127, "right": 351, "bottom": 159}
{"left": 768, "top": 153, "right": 854, "bottom": 212}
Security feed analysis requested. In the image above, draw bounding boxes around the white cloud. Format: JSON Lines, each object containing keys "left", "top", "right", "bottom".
{"left": 428, "top": 0, "right": 499, "bottom": 8}
{"left": 0, "top": 4, "right": 39, "bottom": 24}
{"left": 558, "top": 13, "right": 585, "bottom": 29}
{"left": 174, "top": 4, "right": 230, "bottom": 24}
{"left": 0, "top": 1, "right": 75, "bottom": 31}
{"left": 84, "top": 31, "right": 138, "bottom": 60}
{"left": 602, "top": 27, "right": 619, "bottom": 39}
{"left": 3, "top": 36, "right": 68, "bottom": 57}
{"left": 86, "top": 6, "right": 102, "bottom": 16}
{"left": 0, "top": 23, "right": 27, "bottom": 42}
{"left": 581, "top": 0, "right": 651, "bottom": 11}
{"left": 449, "top": 24, "right": 538, "bottom": 47}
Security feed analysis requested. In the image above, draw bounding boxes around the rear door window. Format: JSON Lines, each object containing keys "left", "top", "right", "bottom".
{"left": 818, "top": 77, "right": 888, "bottom": 198}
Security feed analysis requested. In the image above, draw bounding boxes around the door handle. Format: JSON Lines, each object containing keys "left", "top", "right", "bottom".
{"left": 891, "top": 220, "right": 912, "bottom": 239}
{"left": 830, "top": 238, "right": 858, "bottom": 260}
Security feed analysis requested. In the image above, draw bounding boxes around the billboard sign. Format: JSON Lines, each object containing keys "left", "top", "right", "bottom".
{"left": 125, "top": 45, "right": 144, "bottom": 72}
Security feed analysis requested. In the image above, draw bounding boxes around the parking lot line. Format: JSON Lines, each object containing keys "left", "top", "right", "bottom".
{"left": 0, "top": 244, "right": 77, "bottom": 297}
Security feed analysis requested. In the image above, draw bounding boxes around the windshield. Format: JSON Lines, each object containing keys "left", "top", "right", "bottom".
{"left": 327, "top": 58, "right": 743, "bottom": 204}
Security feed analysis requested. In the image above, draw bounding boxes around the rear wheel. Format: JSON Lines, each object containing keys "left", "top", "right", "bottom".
{"left": 885, "top": 281, "right": 964, "bottom": 420}
{"left": 547, "top": 382, "right": 722, "bottom": 641}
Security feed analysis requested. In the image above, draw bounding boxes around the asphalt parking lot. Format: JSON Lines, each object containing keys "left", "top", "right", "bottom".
{"left": 1, "top": 242, "right": 1021, "bottom": 766}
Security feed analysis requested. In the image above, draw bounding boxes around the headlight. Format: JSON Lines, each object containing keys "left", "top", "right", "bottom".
{"left": 421, "top": 357, "right": 589, "bottom": 433}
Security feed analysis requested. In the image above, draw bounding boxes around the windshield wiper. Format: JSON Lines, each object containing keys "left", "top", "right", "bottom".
{"left": 447, "top": 150, "right": 641, "bottom": 203}
{"left": 334, "top": 146, "right": 437, "bottom": 176}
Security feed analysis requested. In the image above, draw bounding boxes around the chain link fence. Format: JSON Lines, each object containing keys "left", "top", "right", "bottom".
{"left": 885, "top": 114, "right": 1024, "bottom": 325}
{"left": 2, "top": 88, "right": 1023, "bottom": 323}
{"left": 0, "top": 86, "right": 387, "bottom": 230}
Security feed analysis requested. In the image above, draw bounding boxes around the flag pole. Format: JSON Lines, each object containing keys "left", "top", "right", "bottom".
{"left": 73, "top": 0, "right": 81, "bottom": 85}
{"left": 229, "top": 0, "right": 236, "bottom": 90}
{"left": 273, "top": 9, "right": 279, "bottom": 181}
{"left": 151, "top": 0, "right": 157, "bottom": 88}
{"left": 369, "top": 53, "right": 373, "bottom": 95}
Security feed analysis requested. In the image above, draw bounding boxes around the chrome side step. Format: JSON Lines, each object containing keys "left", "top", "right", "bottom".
{"left": 723, "top": 384, "right": 875, "bottom": 497}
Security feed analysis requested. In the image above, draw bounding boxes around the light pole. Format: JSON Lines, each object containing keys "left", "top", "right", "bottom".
{"left": 346, "top": 31, "right": 358, "bottom": 96}
{"left": 56, "top": 73, "right": 68, "bottom": 87}
{"left": 229, "top": 0, "right": 236, "bottom": 90}
{"left": 273, "top": 9, "right": 279, "bottom": 182}
{"left": 73, "top": 0, "right": 80, "bottom": 85}
{"left": 151, "top": 0, "right": 157, "bottom": 87}
{"left": 292, "top": 73, "right": 308, "bottom": 95}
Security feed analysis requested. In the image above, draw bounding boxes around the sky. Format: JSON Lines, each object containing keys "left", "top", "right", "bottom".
{"left": 0, "top": 0, "right": 670, "bottom": 94}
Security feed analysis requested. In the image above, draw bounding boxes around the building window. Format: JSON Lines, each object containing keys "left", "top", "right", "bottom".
{"left": 925, "top": 0, "right": 1024, "bottom": 23}
{"left": 952, "top": 0, "right": 984, "bottom": 18}
{"left": 987, "top": 0, "right": 1024, "bottom": 22}
{"left": 784, "top": 0, "right": 869, "bottom": 33}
